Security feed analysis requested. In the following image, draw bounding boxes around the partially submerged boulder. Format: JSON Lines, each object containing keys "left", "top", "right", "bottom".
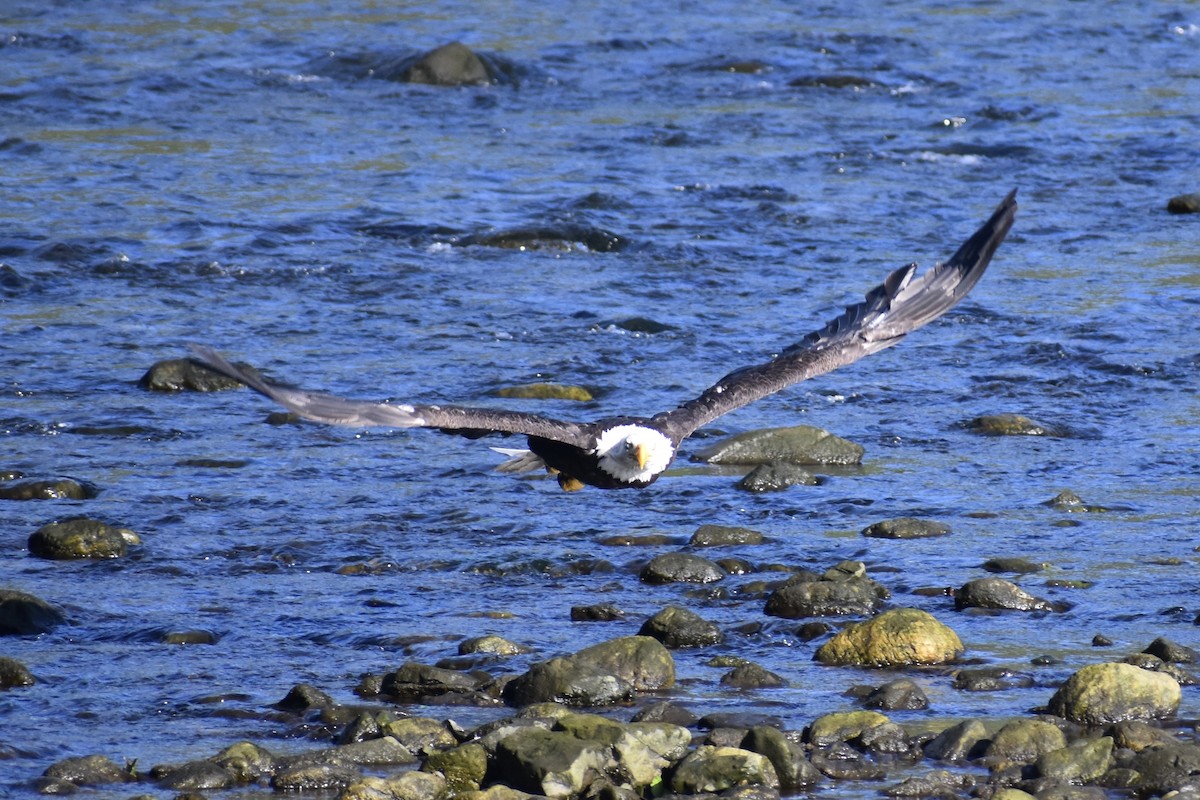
{"left": 1047, "top": 662, "right": 1181, "bottom": 726}
{"left": 814, "top": 608, "right": 963, "bottom": 667}
{"left": 694, "top": 425, "right": 864, "bottom": 466}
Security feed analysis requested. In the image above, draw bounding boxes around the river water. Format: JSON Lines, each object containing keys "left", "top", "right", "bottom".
{"left": 2, "top": 0, "right": 1198, "bottom": 796}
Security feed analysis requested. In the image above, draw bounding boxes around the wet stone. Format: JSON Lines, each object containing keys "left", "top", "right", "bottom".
{"left": 341, "top": 771, "right": 447, "bottom": 800}
{"left": 142, "top": 357, "right": 249, "bottom": 392}
{"left": 670, "top": 746, "right": 779, "bottom": 794}
{"left": 0, "top": 477, "right": 95, "bottom": 500}
{"left": 814, "top": 608, "right": 964, "bottom": 667}
{"left": 966, "top": 413, "right": 1050, "bottom": 435}
{"left": 1143, "top": 635, "right": 1198, "bottom": 664}
{"left": 737, "top": 462, "right": 818, "bottom": 492}
{"left": 0, "top": 588, "right": 66, "bottom": 635}
{"left": 694, "top": 424, "right": 864, "bottom": 465}
{"left": 151, "top": 759, "right": 237, "bottom": 791}
{"left": 924, "top": 719, "right": 988, "bottom": 762}
{"left": 496, "top": 383, "right": 593, "bottom": 402}
{"left": 380, "top": 662, "right": 486, "bottom": 702}
{"left": 1035, "top": 736, "right": 1113, "bottom": 783}
{"left": 29, "top": 518, "right": 134, "bottom": 559}
{"left": 884, "top": 769, "right": 974, "bottom": 797}
{"left": 638, "top": 605, "right": 723, "bottom": 647}
{"left": 1129, "top": 742, "right": 1200, "bottom": 795}
{"left": 862, "top": 678, "right": 928, "bottom": 711}
{"left": 861, "top": 517, "right": 951, "bottom": 539}
{"left": 689, "top": 524, "right": 764, "bottom": 547}
{"left": 275, "top": 682, "right": 335, "bottom": 711}
{"left": 982, "top": 557, "right": 1050, "bottom": 574}
{"left": 570, "top": 602, "right": 624, "bottom": 622}
{"left": 1167, "top": 191, "right": 1200, "bottom": 213}
{"left": 983, "top": 719, "right": 1067, "bottom": 770}
{"left": 720, "top": 662, "right": 786, "bottom": 689}
{"left": 379, "top": 718, "right": 456, "bottom": 756}
{"left": 740, "top": 726, "right": 821, "bottom": 790}
{"left": 423, "top": 742, "right": 488, "bottom": 794}
{"left": 459, "top": 634, "right": 529, "bottom": 656}
{"left": 955, "top": 577, "right": 1056, "bottom": 612}
{"left": 401, "top": 42, "right": 491, "bottom": 86}
{"left": 492, "top": 727, "right": 611, "bottom": 798}
{"left": 953, "top": 666, "right": 1036, "bottom": 692}
{"left": 763, "top": 575, "right": 887, "bottom": 618}
{"left": 43, "top": 754, "right": 132, "bottom": 786}
{"left": 807, "top": 710, "right": 890, "bottom": 748}
{"left": 1047, "top": 662, "right": 1181, "bottom": 726}
{"left": 639, "top": 552, "right": 725, "bottom": 584}
{"left": 0, "top": 655, "right": 36, "bottom": 688}
{"left": 502, "top": 636, "right": 674, "bottom": 707}
{"left": 271, "top": 763, "right": 362, "bottom": 793}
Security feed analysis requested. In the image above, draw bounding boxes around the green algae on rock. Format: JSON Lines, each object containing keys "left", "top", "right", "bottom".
{"left": 813, "top": 608, "right": 964, "bottom": 667}
{"left": 1047, "top": 662, "right": 1181, "bottom": 725}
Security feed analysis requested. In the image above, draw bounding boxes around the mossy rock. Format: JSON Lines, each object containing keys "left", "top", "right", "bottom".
{"left": 813, "top": 608, "right": 963, "bottom": 667}
{"left": 496, "top": 383, "right": 593, "bottom": 402}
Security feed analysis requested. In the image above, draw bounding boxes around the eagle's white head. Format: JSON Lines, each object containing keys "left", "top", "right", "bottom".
{"left": 594, "top": 424, "right": 675, "bottom": 484}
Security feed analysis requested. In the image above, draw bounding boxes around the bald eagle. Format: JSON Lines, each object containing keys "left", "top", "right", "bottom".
{"left": 190, "top": 190, "right": 1016, "bottom": 491}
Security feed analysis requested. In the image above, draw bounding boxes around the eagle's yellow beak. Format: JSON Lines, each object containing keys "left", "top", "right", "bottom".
{"left": 634, "top": 442, "right": 651, "bottom": 470}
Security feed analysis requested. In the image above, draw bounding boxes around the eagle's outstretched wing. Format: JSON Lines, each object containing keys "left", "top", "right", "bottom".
{"left": 187, "top": 344, "right": 595, "bottom": 447}
{"left": 652, "top": 189, "right": 1017, "bottom": 444}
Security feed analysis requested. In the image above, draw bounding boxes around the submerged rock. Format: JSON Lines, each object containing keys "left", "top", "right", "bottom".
{"left": 764, "top": 574, "right": 888, "bottom": 619}
{"left": 966, "top": 413, "right": 1051, "bottom": 436}
{"left": 142, "top": 357, "right": 248, "bottom": 391}
{"left": 42, "top": 754, "right": 132, "bottom": 786}
{"left": 694, "top": 425, "right": 864, "bottom": 465}
{"left": 640, "top": 552, "right": 725, "bottom": 584}
{"left": 28, "top": 517, "right": 135, "bottom": 559}
{"left": 0, "top": 588, "right": 66, "bottom": 635}
{"left": 689, "top": 524, "right": 764, "bottom": 547}
{"left": 0, "top": 476, "right": 95, "bottom": 500}
{"left": 719, "top": 662, "right": 786, "bottom": 689}
{"left": 502, "top": 636, "right": 674, "bottom": 707}
{"left": 402, "top": 41, "right": 490, "bottom": 86}
{"left": 1047, "top": 662, "right": 1181, "bottom": 725}
{"left": 737, "top": 462, "right": 819, "bottom": 492}
{"left": 1167, "top": 191, "right": 1200, "bottom": 213}
{"left": 861, "top": 517, "right": 950, "bottom": 539}
{"left": 862, "top": 678, "right": 928, "bottom": 711}
{"left": 813, "top": 608, "right": 964, "bottom": 667}
{"left": 0, "top": 656, "right": 35, "bottom": 688}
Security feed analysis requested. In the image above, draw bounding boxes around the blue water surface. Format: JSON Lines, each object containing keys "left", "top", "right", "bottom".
{"left": 2, "top": 0, "right": 1198, "bottom": 796}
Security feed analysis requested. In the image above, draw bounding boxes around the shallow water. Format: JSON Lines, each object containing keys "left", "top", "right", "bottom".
{"left": 2, "top": 0, "right": 1199, "bottom": 796}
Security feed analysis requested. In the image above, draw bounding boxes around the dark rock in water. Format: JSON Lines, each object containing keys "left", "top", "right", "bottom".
{"left": 690, "top": 524, "right": 764, "bottom": 547}
{"left": 613, "top": 316, "right": 672, "bottom": 334}
{"left": 639, "top": 605, "right": 723, "bottom": 648}
{"left": 570, "top": 602, "right": 624, "bottom": 622}
{"left": 640, "top": 552, "right": 725, "bottom": 584}
{"left": 695, "top": 425, "right": 864, "bottom": 465}
{"left": 458, "top": 224, "right": 627, "bottom": 253}
{"left": 862, "top": 517, "right": 951, "bottom": 539}
{"left": 737, "top": 462, "right": 819, "bottom": 492}
{"left": 862, "top": 678, "right": 928, "bottom": 711}
{"left": 789, "top": 73, "right": 877, "bottom": 88}
{"left": 275, "top": 682, "right": 335, "bottom": 711}
{"left": 806, "top": 710, "right": 890, "bottom": 748}
{"left": 955, "top": 577, "right": 1056, "bottom": 612}
{"left": 151, "top": 758, "right": 238, "bottom": 790}
{"left": 162, "top": 629, "right": 218, "bottom": 645}
{"left": 0, "top": 656, "right": 35, "bottom": 688}
{"left": 1044, "top": 489, "right": 1110, "bottom": 512}
{"left": 924, "top": 719, "right": 988, "bottom": 762}
{"left": 380, "top": 717, "right": 456, "bottom": 756}
{"left": 952, "top": 666, "right": 1035, "bottom": 692}
{"left": 1110, "top": 720, "right": 1180, "bottom": 752}
{"left": 720, "top": 662, "right": 786, "bottom": 688}
{"left": 966, "top": 413, "right": 1054, "bottom": 436}
{"left": 143, "top": 356, "right": 250, "bottom": 391}
{"left": 631, "top": 700, "right": 698, "bottom": 726}
{"left": 1166, "top": 192, "right": 1200, "bottom": 213}
{"left": 1143, "top": 636, "right": 1198, "bottom": 664}
{"left": 402, "top": 41, "right": 490, "bottom": 86}
{"left": 1047, "top": 662, "right": 1181, "bottom": 725}
{"left": 380, "top": 662, "right": 486, "bottom": 702}
{"left": 28, "top": 518, "right": 134, "bottom": 559}
{"left": 0, "top": 476, "right": 95, "bottom": 500}
{"left": 338, "top": 712, "right": 381, "bottom": 745}
{"left": 764, "top": 575, "right": 887, "bottom": 619}
{"left": 982, "top": 556, "right": 1049, "bottom": 574}
{"left": 503, "top": 636, "right": 674, "bottom": 707}
{"left": 810, "top": 744, "right": 885, "bottom": 781}
{"left": 741, "top": 726, "right": 821, "bottom": 790}
{"left": 43, "top": 754, "right": 132, "bottom": 786}
{"left": 0, "top": 588, "right": 66, "bottom": 635}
